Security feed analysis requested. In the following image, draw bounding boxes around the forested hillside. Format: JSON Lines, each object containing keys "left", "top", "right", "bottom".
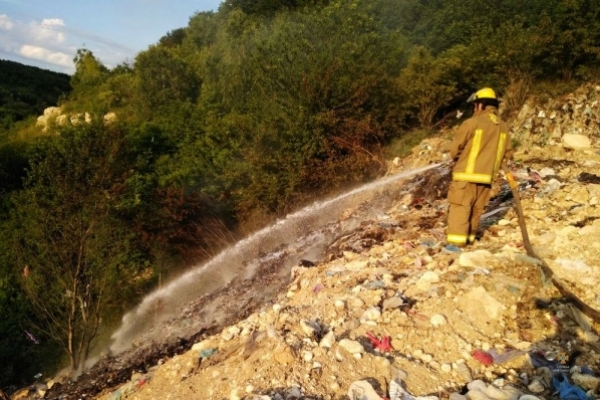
{"left": 0, "top": 60, "right": 71, "bottom": 134}
{"left": 1, "top": 0, "right": 600, "bottom": 393}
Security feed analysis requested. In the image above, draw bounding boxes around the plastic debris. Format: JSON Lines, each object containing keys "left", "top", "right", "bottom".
{"left": 472, "top": 349, "right": 494, "bottom": 366}
{"left": 348, "top": 380, "right": 382, "bottom": 400}
{"left": 364, "top": 280, "right": 386, "bottom": 289}
{"left": 25, "top": 330, "right": 40, "bottom": 345}
{"left": 443, "top": 245, "right": 461, "bottom": 253}
{"left": 109, "top": 389, "right": 122, "bottom": 400}
{"left": 313, "top": 283, "right": 325, "bottom": 294}
{"left": 366, "top": 331, "right": 393, "bottom": 353}
{"left": 553, "top": 373, "right": 591, "bottom": 400}
{"left": 199, "top": 348, "right": 217, "bottom": 359}
{"left": 487, "top": 348, "right": 525, "bottom": 364}
{"left": 389, "top": 379, "right": 438, "bottom": 400}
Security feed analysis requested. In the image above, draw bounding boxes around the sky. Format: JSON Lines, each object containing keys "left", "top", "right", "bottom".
{"left": 0, "top": 0, "right": 223, "bottom": 74}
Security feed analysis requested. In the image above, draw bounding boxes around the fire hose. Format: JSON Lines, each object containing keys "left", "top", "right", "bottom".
{"left": 505, "top": 171, "right": 600, "bottom": 324}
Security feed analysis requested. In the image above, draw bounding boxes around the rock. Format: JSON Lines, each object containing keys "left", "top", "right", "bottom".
{"left": 467, "top": 380, "right": 488, "bottom": 392}
{"left": 416, "top": 271, "right": 440, "bottom": 292}
{"left": 430, "top": 314, "right": 447, "bottom": 327}
{"left": 466, "top": 391, "right": 493, "bottom": 400}
{"left": 458, "top": 250, "right": 494, "bottom": 268}
{"left": 450, "top": 394, "right": 467, "bottom": 400}
{"left": 383, "top": 296, "right": 404, "bottom": 310}
{"left": 459, "top": 287, "right": 504, "bottom": 335}
{"left": 440, "top": 363, "right": 452, "bottom": 373}
{"left": 319, "top": 330, "right": 335, "bottom": 349}
{"left": 349, "top": 297, "right": 365, "bottom": 309}
{"left": 562, "top": 134, "right": 591, "bottom": 150}
{"left": 483, "top": 385, "right": 508, "bottom": 400}
{"left": 360, "top": 307, "right": 381, "bottom": 323}
{"left": 571, "top": 372, "right": 600, "bottom": 391}
{"left": 526, "top": 380, "right": 544, "bottom": 394}
{"left": 455, "top": 362, "right": 473, "bottom": 381}
{"left": 300, "top": 320, "right": 321, "bottom": 337}
{"left": 339, "top": 339, "right": 365, "bottom": 354}
{"left": 303, "top": 351, "right": 314, "bottom": 362}
{"left": 221, "top": 326, "right": 241, "bottom": 341}
{"left": 539, "top": 167, "right": 556, "bottom": 177}
{"left": 499, "top": 386, "right": 522, "bottom": 400}
{"left": 287, "top": 385, "right": 302, "bottom": 399}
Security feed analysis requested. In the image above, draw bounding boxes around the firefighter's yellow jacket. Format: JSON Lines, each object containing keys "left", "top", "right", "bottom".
{"left": 450, "top": 107, "right": 513, "bottom": 184}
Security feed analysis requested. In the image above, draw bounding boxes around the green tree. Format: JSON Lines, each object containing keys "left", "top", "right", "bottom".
{"left": 11, "top": 121, "right": 145, "bottom": 371}
{"left": 68, "top": 49, "right": 111, "bottom": 113}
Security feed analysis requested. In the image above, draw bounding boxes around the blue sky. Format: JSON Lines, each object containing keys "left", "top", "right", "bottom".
{"left": 0, "top": 0, "right": 222, "bottom": 74}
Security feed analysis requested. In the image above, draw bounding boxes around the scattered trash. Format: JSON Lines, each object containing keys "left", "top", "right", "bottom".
{"left": 299, "top": 259, "right": 316, "bottom": 267}
{"left": 109, "top": 389, "right": 122, "bottom": 400}
{"left": 199, "top": 348, "right": 217, "bottom": 359}
{"left": 366, "top": 331, "right": 393, "bottom": 353}
{"left": 578, "top": 172, "right": 600, "bottom": 184}
{"left": 33, "top": 373, "right": 42, "bottom": 380}
{"left": 25, "top": 330, "right": 40, "bottom": 345}
{"left": 472, "top": 350, "right": 494, "bottom": 366}
{"left": 443, "top": 245, "right": 461, "bottom": 253}
{"left": 364, "top": 280, "right": 386, "bottom": 289}
{"left": 389, "top": 379, "right": 438, "bottom": 400}
{"left": 312, "top": 283, "right": 325, "bottom": 294}
{"left": 348, "top": 380, "right": 381, "bottom": 400}
{"left": 553, "top": 373, "right": 591, "bottom": 400}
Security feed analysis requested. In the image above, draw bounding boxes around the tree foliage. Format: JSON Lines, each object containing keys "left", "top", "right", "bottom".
{"left": 0, "top": 60, "right": 70, "bottom": 134}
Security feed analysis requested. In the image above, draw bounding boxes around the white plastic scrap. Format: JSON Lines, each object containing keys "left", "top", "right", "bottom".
{"left": 389, "top": 379, "right": 439, "bottom": 400}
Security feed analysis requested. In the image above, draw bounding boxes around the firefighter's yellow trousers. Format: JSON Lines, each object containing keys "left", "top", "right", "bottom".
{"left": 446, "top": 180, "right": 492, "bottom": 246}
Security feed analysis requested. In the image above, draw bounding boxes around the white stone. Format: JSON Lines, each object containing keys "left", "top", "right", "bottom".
{"left": 467, "top": 380, "right": 488, "bottom": 392}
{"left": 416, "top": 271, "right": 440, "bottom": 291}
{"left": 459, "top": 250, "right": 494, "bottom": 268}
{"left": 430, "top": 314, "right": 447, "bottom": 327}
{"left": 441, "top": 363, "right": 452, "bottom": 373}
{"left": 539, "top": 167, "right": 555, "bottom": 177}
{"left": 562, "top": 134, "right": 591, "bottom": 150}
{"left": 300, "top": 320, "right": 320, "bottom": 337}
{"left": 319, "top": 331, "right": 335, "bottom": 349}
{"left": 360, "top": 307, "right": 381, "bottom": 323}
{"left": 303, "top": 351, "right": 314, "bottom": 362}
{"left": 339, "top": 339, "right": 364, "bottom": 354}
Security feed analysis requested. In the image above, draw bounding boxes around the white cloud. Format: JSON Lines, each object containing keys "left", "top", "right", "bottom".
{"left": 30, "top": 18, "right": 66, "bottom": 43}
{"left": 0, "top": 14, "right": 14, "bottom": 30}
{"left": 0, "top": 13, "right": 136, "bottom": 73}
{"left": 20, "top": 44, "right": 72, "bottom": 67}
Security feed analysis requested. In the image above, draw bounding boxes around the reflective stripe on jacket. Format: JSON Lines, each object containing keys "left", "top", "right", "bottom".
{"left": 450, "top": 107, "right": 513, "bottom": 184}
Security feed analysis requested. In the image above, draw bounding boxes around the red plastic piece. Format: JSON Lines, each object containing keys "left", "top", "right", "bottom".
{"left": 366, "top": 331, "right": 393, "bottom": 353}
{"left": 472, "top": 349, "right": 494, "bottom": 366}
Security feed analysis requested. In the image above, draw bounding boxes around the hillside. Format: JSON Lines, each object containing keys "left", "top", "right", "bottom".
{"left": 17, "top": 84, "right": 600, "bottom": 400}
{"left": 0, "top": 59, "right": 71, "bottom": 133}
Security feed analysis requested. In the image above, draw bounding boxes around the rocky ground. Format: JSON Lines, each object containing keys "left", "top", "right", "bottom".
{"left": 12, "top": 84, "right": 600, "bottom": 400}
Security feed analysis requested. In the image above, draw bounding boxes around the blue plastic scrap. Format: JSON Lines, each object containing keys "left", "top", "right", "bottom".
{"left": 553, "top": 374, "right": 591, "bottom": 400}
{"left": 199, "top": 348, "right": 218, "bottom": 359}
{"left": 443, "top": 245, "right": 461, "bottom": 253}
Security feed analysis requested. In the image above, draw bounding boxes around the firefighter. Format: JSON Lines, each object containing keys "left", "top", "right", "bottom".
{"left": 446, "top": 87, "right": 514, "bottom": 247}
